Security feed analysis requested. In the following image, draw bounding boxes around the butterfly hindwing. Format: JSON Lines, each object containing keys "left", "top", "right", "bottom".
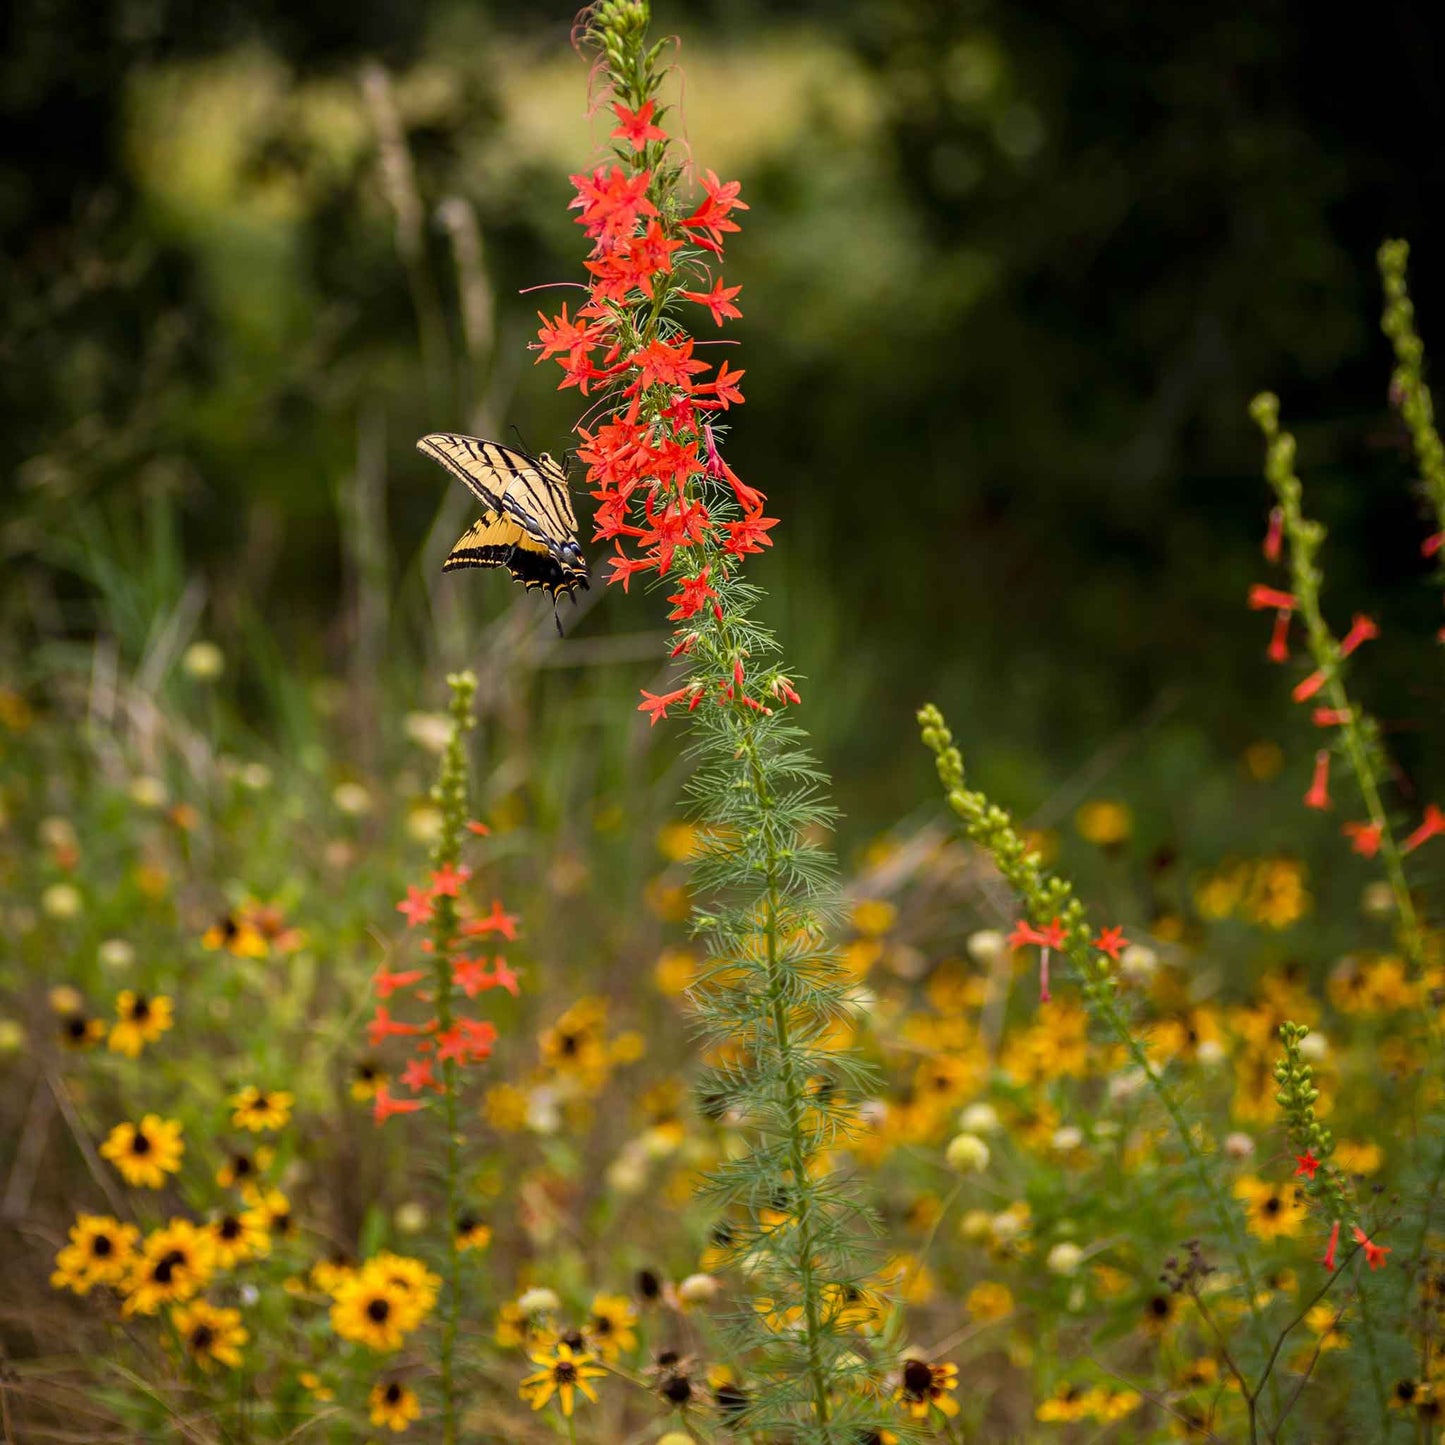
{"left": 443, "top": 510, "right": 588, "bottom": 603}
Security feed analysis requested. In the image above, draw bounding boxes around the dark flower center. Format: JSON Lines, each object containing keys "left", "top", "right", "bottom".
{"left": 190, "top": 1325, "right": 214, "bottom": 1351}
{"left": 1263, "top": 1196, "right": 1282, "bottom": 1217}
{"left": 132, "top": 995, "right": 151, "bottom": 1021}
{"left": 636, "top": 1268, "right": 661, "bottom": 1300}
{"left": 219, "top": 1216, "right": 242, "bottom": 1241}
{"left": 1148, "top": 1295, "right": 1170, "bottom": 1318}
{"left": 153, "top": 1248, "right": 186, "bottom": 1284}
{"left": 367, "top": 1298, "right": 391, "bottom": 1323}
{"left": 591, "top": 1314, "right": 612, "bottom": 1335}
{"left": 662, "top": 1374, "right": 692, "bottom": 1405}
{"left": 555, "top": 1361, "right": 577, "bottom": 1383}
{"left": 559, "top": 1032, "right": 579, "bottom": 1056}
{"left": 384, "top": 1383, "right": 402, "bottom": 1404}
{"left": 64, "top": 1017, "right": 88, "bottom": 1041}
{"left": 91, "top": 1234, "right": 114, "bottom": 1258}
{"left": 902, "top": 1359, "right": 934, "bottom": 1398}
{"left": 131, "top": 1133, "right": 152, "bottom": 1156}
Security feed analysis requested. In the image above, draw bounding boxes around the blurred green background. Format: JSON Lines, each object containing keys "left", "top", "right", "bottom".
{"left": 5, "top": 0, "right": 1443, "bottom": 867}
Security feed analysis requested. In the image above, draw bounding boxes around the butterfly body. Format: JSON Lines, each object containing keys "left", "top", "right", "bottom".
{"left": 417, "top": 432, "right": 589, "bottom": 604}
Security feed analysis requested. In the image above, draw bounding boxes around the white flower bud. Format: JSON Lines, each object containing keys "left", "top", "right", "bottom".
{"left": 945, "top": 1133, "right": 991, "bottom": 1172}
{"left": 1046, "top": 1242, "right": 1084, "bottom": 1276}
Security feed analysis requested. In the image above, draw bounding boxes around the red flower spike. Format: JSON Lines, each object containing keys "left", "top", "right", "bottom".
{"left": 639, "top": 686, "right": 691, "bottom": 726}
{"left": 1248, "top": 584, "right": 1297, "bottom": 612}
{"left": 1292, "top": 670, "right": 1327, "bottom": 703}
{"left": 1342, "top": 820, "right": 1383, "bottom": 858}
{"left": 373, "top": 967, "right": 426, "bottom": 1000}
{"left": 1263, "top": 507, "right": 1284, "bottom": 562}
{"left": 1094, "top": 925, "right": 1128, "bottom": 961}
{"left": 367, "top": 1007, "right": 427, "bottom": 1046}
{"left": 610, "top": 98, "right": 667, "bottom": 152}
{"left": 1304, "top": 750, "right": 1331, "bottom": 810}
{"left": 1352, "top": 1225, "right": 1391, "bottom": 1271}
{"left": 373, "top": 1087, "right": 426, "bottom": 1124}
{"left": 1294, "top": 1151, "right": 1320, "bottom": 1180}
{"left": 1267, "top": 609, "right": 1291, "bottom": 663}
{"left": 396, "top": 887, "right": 435, "bottom": 926}
{"left": 1403, "top": 804, "right": 1445, "bottom": 854}
{"left": 1321, "top": 1219, "right": 1340, "bottom": 1271}
{"left": 1339, "top": 614, "right": 1379, "bottom": 657}
{"left": 684, "top": 169, "right": 748, "bottom": 252}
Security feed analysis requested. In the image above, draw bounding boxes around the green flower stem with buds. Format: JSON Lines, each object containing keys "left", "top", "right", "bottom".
{"left": 1249, "top": 393, "right": 1424, "bottom": 973}
{"left": 1274, "top": 1022, "right": 1353, "bottom": 1227}
{"left": 917, "top": 703, "right": 1279, "bottom": 1415}
{"left": 430, "top": 670, "right": 476, "bottom": 1445}
{"left": 1379, "top": 240, "right": 1445, "bottom": 544}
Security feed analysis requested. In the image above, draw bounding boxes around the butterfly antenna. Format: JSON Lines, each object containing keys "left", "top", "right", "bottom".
{"left": 509, "top": 423, "right": 533, "bottom": 456}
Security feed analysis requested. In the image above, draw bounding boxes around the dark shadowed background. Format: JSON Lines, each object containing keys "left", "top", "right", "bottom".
{"left": 5, "top": 0, "right": 1444, "bottom": 875}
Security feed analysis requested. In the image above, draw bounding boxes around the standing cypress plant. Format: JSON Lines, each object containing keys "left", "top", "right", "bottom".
{"left": 532, "top": 5, "right": 904, "bottom": 1436}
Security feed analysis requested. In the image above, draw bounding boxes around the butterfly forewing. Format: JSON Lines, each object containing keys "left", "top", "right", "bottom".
{"left": 417, "top": 433, "right": 579, "bottom": 557}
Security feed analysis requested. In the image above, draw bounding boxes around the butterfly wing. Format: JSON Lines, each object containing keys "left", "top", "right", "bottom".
{"left": 418, "top": 433, "right": 581, "bottom": 561}
{"left": 444, "top": 511, "right": 588, "bottom": 603}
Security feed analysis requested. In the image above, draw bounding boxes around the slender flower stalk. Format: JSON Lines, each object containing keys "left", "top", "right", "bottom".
{"left": 1248, "top": 393, "right": 1426, "bottom": 972}
{"left": 1378, "top": 240, "right": 1445, "bottom": 568}
{"left": 533, "top": 5, "right": 896, "bottom": 1434}
{"left": 916, "top": 704, "right": 1282, "bottom": 1428}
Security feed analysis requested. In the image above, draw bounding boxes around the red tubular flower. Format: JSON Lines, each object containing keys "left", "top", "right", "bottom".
{"left": 374, "top": 967, "right": 427, "bottom": 1000}
{"left": 1093, "top": 925, "right": 1128, "bottom": 961}
{"left": 463, "top": 899, "right": 520, "bottom": 941}
{"left": 1321, "top": 1219, "right": 1340, "bottom": 1271}
{"left": 368, "top": 1007, "right": 427, "bottom": 1046}
{"left": 1292, "top": 670, "right": 1327, "bottom": 702}
{"left": 373, "top": 1087, "right": 426, "bottom": 1123}
{"left": 396, "top": 887, "right": 435, "bottom": 927}
{"left": 680, "top": 277, "right": 743, "bottom": 326}
{"left": 667, "top": 568, "right": 718, "bottom": 620}
{"left": 1293, "top": 1151, "right": 1320, "bottom": 1180}
{"left": 1248, "top": 584, "right": 1297, "bottom": 612}
{"left": 1338, "top": 613, "right": 1379, "bottom": 657}
{"left": 429, "top": 863, "right": 472, "bottom": 898}
{"left": 611, "top": 98, "right": 667, "bottom": 151}
{"left": 1311, "top": 707, "right": 1350, "bottom": 726}
{"left": 638, "top": 686, "right": 692, "bottom": 725}
{"left": 1267, "top": 609, "right": 1291, "bottom": 663}
{"left": 1341, "top": 820, "right": 1383, "bottom": 857}
{"left": 1352, "top": 1225, "right": 1391, "bottom": 1270}
{"left": 1403, "top": 804, "right": 1445, "bottom": 854}
{"left": 1424, "top": 532, "right": 1444, "bottom": 558}
{"left": 1304, "top": 750, "right": 1331, "bottom": 810}
{"left": 1263, "top": 506, "right": 1284, "bottom": 562}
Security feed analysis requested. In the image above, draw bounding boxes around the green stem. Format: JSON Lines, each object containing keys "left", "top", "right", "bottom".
{"left": 745, "top": 731, "right": 834, "bottom": 1433}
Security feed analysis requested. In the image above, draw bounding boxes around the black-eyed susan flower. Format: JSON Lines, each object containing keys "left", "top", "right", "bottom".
{"left": 1233, "top": 1176, "right": 1309, "bottom": 1243}
{"left": 209, "top": 1204, "right": 271, "bottom": 1268}
{"left": 1036, "top": 1384, "right": 1091, "bottom": 1423}
{"left": 351, "top": 1059, "right": 387, "bottom": 1101}
{"left": 202, "top": 913, "right": 267, "bottom": 958}
{"left": 101, "top": 1115, "right": 184, "bottom": 1189}
{"left": 50, "top": 1214, "right": 138, "bottom": 1295}
{"left": 108, "top": 991, "right": 174, "bottom": 1058}
{"left": 216, "top": 1146, "right": 273, "bottom": 1190}
{"left": 230, "top": 1086, "right": 293, "bottom": 1132}
{"left": 309, "top": 1254, "right": 355, "bottom": 1295}
{"left": 895, "top": 1356, "right": 959, "bottom": 1422}
{"left": 329, "top": 1253, "right": 438, "bottom": 1352}
{"left": 583, "top": 1292, "right": 637, "bottom": 1361}
{"left": 242, "top": 1186, "right": 295, "bottom": 1239}
{"left": 121, "top": 1219, "right": 215, "bottom": 1315}
{"left": 455, "top": 1213, "right": 492, "bottom": 1253}
{"left": 519, "top": 1340, "right": 606, "bottom": 1418}
{"left": 57, "top": 1008, "right": 105, "bottom": 1050}
{"left": 172, "top": 1299, "right": 248, "bottom": 1370}
{"left": 369, "top": 1380, "right": 421, "bottom": 1432}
